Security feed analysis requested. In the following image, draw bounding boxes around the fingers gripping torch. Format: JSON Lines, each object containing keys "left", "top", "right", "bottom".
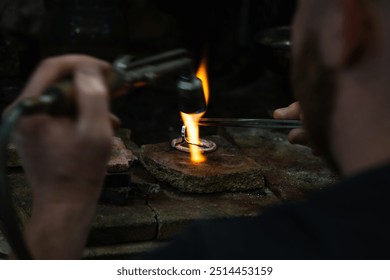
{"left": 0, "top": 49, "right": 207, "bottom": 259}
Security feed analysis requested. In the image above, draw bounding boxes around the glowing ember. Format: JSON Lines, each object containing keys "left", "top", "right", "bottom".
{"left": 180, "top": 57, "right": 209, "bottom": 163}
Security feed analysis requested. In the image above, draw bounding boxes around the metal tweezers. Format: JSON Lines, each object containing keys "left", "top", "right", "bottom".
{"left": 198, "top": 118, "right": 302, "bottom": 129}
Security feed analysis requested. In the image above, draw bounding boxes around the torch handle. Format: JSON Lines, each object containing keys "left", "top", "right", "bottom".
{"left": 20, "top": 69, "right": 125, "bottom": 116}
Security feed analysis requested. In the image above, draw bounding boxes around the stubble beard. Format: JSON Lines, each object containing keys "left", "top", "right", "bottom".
{"left": 292, "top": 32, "right": 341, "bottom": 175}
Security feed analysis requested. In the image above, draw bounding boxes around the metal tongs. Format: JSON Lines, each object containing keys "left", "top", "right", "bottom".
{"left": 198, "top": 118, "right": 302, "bottom": 129}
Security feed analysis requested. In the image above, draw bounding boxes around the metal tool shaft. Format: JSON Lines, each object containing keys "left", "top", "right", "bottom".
{"left": 198, "top": 118, "right": 302, "bottom": 129}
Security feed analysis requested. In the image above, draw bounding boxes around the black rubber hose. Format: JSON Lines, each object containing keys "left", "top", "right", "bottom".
{"left": 0, "top": 104, "right": 33, "bottom": 259}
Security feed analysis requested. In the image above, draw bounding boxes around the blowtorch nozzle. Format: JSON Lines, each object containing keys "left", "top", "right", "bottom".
{"left": 177, "top": 74, "right": 206, "bottom": 114}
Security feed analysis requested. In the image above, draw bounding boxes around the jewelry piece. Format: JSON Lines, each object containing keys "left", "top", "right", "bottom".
{"left": 171, "top": 125, "right": 217, "bottom": 153}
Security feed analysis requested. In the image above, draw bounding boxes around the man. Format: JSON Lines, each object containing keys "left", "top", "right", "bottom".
{"left": 5, "top": 0, "right": 390, "bottom": 259}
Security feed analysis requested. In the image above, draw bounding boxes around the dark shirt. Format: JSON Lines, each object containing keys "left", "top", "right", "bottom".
{"left": 139, "top": 163, "right": 390, "bottom": 259}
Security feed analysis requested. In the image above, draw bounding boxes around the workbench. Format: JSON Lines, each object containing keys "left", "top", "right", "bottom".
{"left": 2, "top": 127, "right": 337, "bottom": 259}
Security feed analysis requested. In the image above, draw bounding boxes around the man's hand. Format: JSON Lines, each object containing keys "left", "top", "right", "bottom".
{"left": 7, "top": 55, "right": 115, "bottom": 259}
{"left": 273, "top": 101, "right": 319, "bottom": 155}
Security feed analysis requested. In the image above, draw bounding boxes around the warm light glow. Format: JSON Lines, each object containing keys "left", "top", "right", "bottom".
{"left": 180, "top": 57, "right": 209, "bottom": 164}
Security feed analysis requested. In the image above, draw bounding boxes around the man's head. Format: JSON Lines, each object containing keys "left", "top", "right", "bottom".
{"left": 291, "top": 0, "right": 390, "bottom": 175}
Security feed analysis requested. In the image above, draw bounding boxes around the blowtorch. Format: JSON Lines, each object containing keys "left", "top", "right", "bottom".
{"left": 16, "top": 48, "right": 207, "bottom": 116}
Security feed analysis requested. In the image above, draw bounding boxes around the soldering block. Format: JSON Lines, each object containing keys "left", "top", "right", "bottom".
{"left": 140, "top": 135, "right": 265, "bottom": 193}
{"left": 107, "top": 136, "right": 137, "bottom": 173}
{"left": 104, "top": 136, "right": 134, "bottom": 189}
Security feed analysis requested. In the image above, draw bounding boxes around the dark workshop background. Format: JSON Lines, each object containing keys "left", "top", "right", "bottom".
{"left": 0, "top": 0, "right": 297, "bottom": 145}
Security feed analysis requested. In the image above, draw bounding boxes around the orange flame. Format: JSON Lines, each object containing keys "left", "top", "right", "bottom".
{"left": 196, "top": 57, "right": 209, "bottom": 104}
{"left": 180, "top": 57, "right": 209, "bottom": 164}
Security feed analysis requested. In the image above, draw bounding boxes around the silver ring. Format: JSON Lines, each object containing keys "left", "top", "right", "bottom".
{"left": 171, "top": 137, "right": 217, "bottom": 153}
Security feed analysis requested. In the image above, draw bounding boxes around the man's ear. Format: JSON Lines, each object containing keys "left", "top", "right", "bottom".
{"left": 340, "top": 0, "right": 375, "bottom": 67}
